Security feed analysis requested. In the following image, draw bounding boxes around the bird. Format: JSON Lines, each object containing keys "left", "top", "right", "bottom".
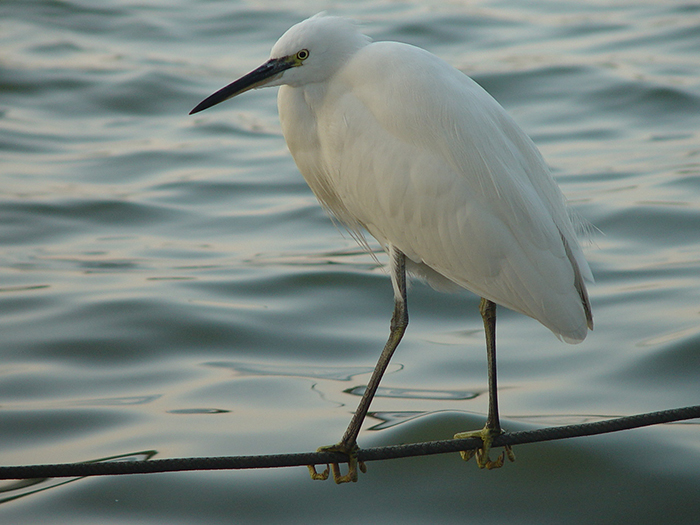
{"left": 190, "top": 13, "right": 594, "bottom": 484}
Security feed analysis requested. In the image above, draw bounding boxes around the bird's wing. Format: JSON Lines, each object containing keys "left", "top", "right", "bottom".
{"left": 313, "top": 42, "right": 591, "bottom": 341}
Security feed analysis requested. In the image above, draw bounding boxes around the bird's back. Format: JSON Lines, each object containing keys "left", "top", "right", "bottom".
{"left": 279, "top": 40, "right": 593, "bottom": 342}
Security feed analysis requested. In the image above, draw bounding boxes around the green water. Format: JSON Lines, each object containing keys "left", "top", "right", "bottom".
{"left": 1, "top": 1, "right": 700, "bottom": 523}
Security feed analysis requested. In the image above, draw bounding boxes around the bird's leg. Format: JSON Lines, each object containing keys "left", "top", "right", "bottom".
{"left": 454, "top": 298, "right": 515, "bottom": 469}
{"left": 309, "top": 248, "right": 408, "bottom": 483}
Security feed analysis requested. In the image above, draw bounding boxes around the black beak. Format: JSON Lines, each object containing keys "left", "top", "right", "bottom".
{"left": 189, "top": 57, "right": 294, "bottom": 115}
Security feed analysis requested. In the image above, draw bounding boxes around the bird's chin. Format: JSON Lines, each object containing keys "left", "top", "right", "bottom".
{"left": 259, "top": 72, "right": 286, "bottom": 89}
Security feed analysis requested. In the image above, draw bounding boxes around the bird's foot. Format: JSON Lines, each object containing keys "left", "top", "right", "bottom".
{"left": 454, "top": 426, "right": 515, "bottom": 469}
{"left": 307, "top": 442, "right": 367, "bottom": 483}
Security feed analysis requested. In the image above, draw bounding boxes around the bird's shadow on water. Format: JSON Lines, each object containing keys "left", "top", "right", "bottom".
{"left": 360, "top": 409, "right": 700, "bottom": 509}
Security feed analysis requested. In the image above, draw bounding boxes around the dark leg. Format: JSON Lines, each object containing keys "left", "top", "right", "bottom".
{"left": 481, "top": 298, "right": 501, "bottom": 435}
{"left": 309, "top": 247, "right": 408, "bottom": 483}
{"left": 339, "top": 249, "right": 407, "bottom": 449}
{"left": 454, "top": 297, "right": 515, "bottom": 469}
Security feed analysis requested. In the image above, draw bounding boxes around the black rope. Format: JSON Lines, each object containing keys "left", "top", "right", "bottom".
{"left": 0, "top": 404, "right": 697, "bottom": 480}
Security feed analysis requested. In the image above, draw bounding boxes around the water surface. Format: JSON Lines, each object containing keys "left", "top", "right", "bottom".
{"left": 1, "top": 1, "right": 700, "bottom": 523}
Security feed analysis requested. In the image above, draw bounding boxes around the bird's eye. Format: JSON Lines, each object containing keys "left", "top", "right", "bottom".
{"left": 296, "top": 49, "right": 309, "bottom": 61}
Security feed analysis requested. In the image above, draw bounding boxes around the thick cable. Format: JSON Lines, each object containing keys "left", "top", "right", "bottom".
{"left": 0, "top": 404, "right": 697, "bottom": 480}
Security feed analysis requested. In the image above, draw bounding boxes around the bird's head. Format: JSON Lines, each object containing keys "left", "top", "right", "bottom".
{"left": 189, "top": 13, "right": 370, "bottom": 115}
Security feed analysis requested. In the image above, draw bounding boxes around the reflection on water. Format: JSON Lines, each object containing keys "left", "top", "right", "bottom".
{"left": 345, "top": 386, "right": 479, "bottom": 401}
{"left": 1, "top": 0, "right": 699, "bottom": 523}
{"left": 0, "top": 451, "right": 157, "bottom": 506}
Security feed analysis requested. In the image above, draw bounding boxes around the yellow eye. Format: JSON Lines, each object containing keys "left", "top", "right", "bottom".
{"left": 296, "top": 49, "right": 309, "bottom": 61}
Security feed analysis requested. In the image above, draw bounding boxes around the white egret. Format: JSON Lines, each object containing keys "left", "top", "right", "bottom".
{"left": 190, "top": 13, "right": 593, "bottom": 484}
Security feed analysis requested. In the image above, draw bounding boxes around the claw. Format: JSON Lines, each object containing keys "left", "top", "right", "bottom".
{"left": 307, "top": 463, "right": 330, "bottom": 480}
{"left": 307, "top": 443, "right": 366, "bottom": 483}
{"left": 459, "top": 448, "right": 477, "bottom": 462}
{"left": 454, "top": 427, "right": 515, "bottom": 469}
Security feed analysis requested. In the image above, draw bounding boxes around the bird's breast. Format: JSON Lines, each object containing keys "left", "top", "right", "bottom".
{"left": 278, "top": 84, "right": 356, "bottom": 224}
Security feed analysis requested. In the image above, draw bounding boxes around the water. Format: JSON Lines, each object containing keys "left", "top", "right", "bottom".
{"left": 1, "top": 0, "right": 699, "bottom": 523}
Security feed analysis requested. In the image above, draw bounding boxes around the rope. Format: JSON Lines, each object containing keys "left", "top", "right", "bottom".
{"left": 0, "top": 404, "right": 697, "bottom": 480}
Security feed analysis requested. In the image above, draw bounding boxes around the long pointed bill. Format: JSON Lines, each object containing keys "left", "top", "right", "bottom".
{"left": 189, "top": 57, "right": 294, "bottom": 115}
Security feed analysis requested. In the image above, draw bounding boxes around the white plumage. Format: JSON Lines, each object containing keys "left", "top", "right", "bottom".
{"left": 273, "top": 15, "right": 593, "bottom": 341}
{"left": 190, "top": 13, "right": 593, "bottom": 482}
